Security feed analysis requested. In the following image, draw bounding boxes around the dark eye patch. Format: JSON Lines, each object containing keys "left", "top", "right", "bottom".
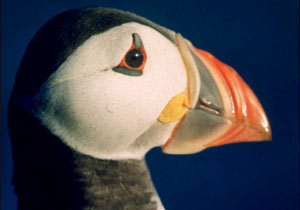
{"left": 112, "top": 33, "right": 147, "bottom": 77}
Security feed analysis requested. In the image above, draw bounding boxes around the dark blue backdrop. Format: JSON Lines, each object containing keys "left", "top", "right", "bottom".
{"left": 1, "top": 0, "right": 299, "bottom": 210}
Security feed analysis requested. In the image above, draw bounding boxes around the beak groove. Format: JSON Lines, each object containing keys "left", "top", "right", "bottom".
{"left": 175, "top": 33, "right": 200, "bottom": 108}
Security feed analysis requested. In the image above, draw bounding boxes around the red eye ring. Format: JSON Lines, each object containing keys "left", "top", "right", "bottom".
{"left": 119, "top": 44, "right": 147, "bottom": 72}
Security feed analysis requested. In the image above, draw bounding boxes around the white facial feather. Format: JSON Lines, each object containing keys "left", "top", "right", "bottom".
{"left": 33, "top": 23, "right": 187, "bottom": 159}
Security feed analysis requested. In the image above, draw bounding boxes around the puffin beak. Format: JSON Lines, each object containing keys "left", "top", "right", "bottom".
{"left": 158, "top": 34, "right": 271, "bottom": 154}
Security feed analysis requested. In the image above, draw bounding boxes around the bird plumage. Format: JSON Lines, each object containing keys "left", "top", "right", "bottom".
{"left": 9, "top": 7, "right": 270, "bottom": 210}
{"left": 9, "top": 107, "right": 161, "bottom": 209}
{"left": 9, "top": 8, "right": 179, "bottom": 209}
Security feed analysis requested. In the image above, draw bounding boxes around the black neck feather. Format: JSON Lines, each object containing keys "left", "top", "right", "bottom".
{"left": 75, "top": 157, "right": 160, "bottom": 210}
{"left": 9, "top": 107, "right": 161, "bottom": 210}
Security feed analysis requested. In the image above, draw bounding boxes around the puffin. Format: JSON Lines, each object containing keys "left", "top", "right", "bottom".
{"left": 8, "top": 8, "right": 271, "bottom": 210}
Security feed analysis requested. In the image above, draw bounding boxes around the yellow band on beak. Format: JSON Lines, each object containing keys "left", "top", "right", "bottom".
{"left": 158, "top": 93, "right": 189, "bottom": 123}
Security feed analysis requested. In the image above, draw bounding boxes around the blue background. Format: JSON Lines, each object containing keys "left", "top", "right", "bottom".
{"left": 1, "top": 0, "right": 299, "bottom": 210}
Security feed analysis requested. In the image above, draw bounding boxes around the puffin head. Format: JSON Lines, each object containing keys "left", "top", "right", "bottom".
{"left": 9, "top": 8, "right": 271, "bottom": 160}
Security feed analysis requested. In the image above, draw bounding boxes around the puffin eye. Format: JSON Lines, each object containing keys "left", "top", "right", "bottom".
{"left": 125, "top": 49, "right": 144, "bottom": 68}
{"left": 113, "top": 33, "right": 147, "bottom": 76}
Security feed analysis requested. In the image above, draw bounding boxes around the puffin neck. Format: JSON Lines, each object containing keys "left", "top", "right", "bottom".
{"left": 9, "top": 107, "right": 163, "bottom": 210}
{"left": 74, "top": 155, "right": 162, "bottom": 210}
{"left": 17, "top": 156, "right": 162, "bottom": 210}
